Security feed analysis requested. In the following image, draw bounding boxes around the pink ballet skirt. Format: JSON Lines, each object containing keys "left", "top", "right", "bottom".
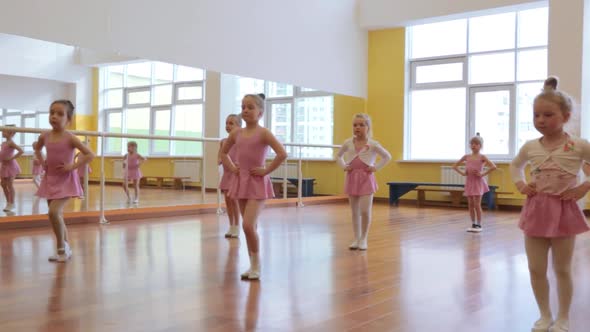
{"left": 519, "top": 159, "right": 589, "bottom": 238}
{"left": 125, "top": 153, "right": 142, "bottom": 180}
{"left": 32, "top": 159, "right": 44, "bottom": 175}
{"left": 519, "top": 194, "right": 589, "bottom": 237}
{"left": 228, "top": 129, "right": 274, "bottom": 200}
{"left": 464, "top": 158, "right": 489, "bottom": 197}
{"left": 36, "top": 132, "right": 83, "bottom": 200}
{"left": 345, "top": 154, "right": 378, "bottom": 196}
{"left": 219, "top": 142, "right": 238, "bottom": 192}
{"left": 0, "top": 142, "right": 21, "bottom": 178}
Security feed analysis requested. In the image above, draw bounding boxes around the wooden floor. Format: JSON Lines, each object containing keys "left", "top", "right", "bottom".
{"left": 4, "top": 180, "right": 219, "bottom": 217}
{"left": 1, "top": 203, "right": 589, "bottom": 332}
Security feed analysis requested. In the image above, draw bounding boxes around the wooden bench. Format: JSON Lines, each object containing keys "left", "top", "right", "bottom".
{"left": 270, "top": 177, "right": 316, "bottom": 197}
{"left": 139, "top": 176, "right": 191, "bottom": 190}
{"left": 414, "top": 187, "right": 464, "bottom": 208}
{"left": 387, "top": 182, "right": 500, "bottom": 210}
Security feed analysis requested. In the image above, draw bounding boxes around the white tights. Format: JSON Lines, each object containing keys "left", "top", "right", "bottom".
{"left": 349, "top": 194, "right": 374, "bottom": 243}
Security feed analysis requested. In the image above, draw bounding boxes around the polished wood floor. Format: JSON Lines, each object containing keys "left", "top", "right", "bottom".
{"left": 3, "top": 180, "right": 219, "bottom": 217}
{"left": 0, "top": 203, "right": 589, "bottom": 331}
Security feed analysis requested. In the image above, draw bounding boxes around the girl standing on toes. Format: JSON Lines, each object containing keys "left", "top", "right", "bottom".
{"left": 221, "top": 93, "right": 287, "bottom": 281}
{"left": 0, "top": 125, "right": 24, "bottom": 212}
{"left": 35, "top": 100, "right": 95, "bottom": 262}
{"left": 452, "top": 133, "right": 497, "bottom": 233}
{"left": 511, "top": 77, "right": 590, "bottom": 332}
{"left": 218, "top": 114, "right": 242, "bottom": 238}
{"left": 336, "top": 113, "right": 391, "bottom": 251}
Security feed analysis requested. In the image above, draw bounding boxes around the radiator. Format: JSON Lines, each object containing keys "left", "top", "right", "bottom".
{"left": 112, "top": 159, "right": 124, "bottom": 179}
{"left": 172, "top": 160, "right": 201, "bottom": 182}
{"left": 440, "top": 166, "right": 488, "bottom": 190}
{"left": 269, "top": 162, "right": 298, "bottom": 178}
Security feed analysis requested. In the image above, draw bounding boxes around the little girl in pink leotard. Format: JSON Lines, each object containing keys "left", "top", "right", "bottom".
{"left": 453, "top": 133, "right": 497, "bottom": 233}
{"left": 0, "top": 124, "right": 24, "bottom": 212}
{"left": 32, "top": 141, "right": 45, "bottom": 189}
{"left": 35, "top": 100, "right": 95, "bottom": 262}
{"left": 218, "top": 114, "right": 241, "bottom": 238}
{"left": 122, "top": 141, "right": 146, "bottom": 204}
{"left": 221, "top": 93, "right": 287, "bottom": 281}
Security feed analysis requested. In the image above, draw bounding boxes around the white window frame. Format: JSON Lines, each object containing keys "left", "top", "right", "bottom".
{"left": 125, "top": 87, "right": 151, "bottom": 108}
{"left": 410, "top": 56, "right": 467, "bottom": 89}
{"left": 174, "top": 82, "right": 204, "bottom": 104}
{"left": 99, "top": 62, "right": 205, "bottom": 157}
{"left": 104, "top": 109, "right": 123, "bottom": 154}
{"left": 468, "top": 85, "right": 516, "bottom": 159}
{"left": 405, "top": 6, "right": 548, "bottom": 161}
{"left": 264, "top": 87, "right": 334, "bottom": 160}
{"left": 150, "top": 106, "right": 172, "bottom": 156}
{"left": 266, "top": 98, "right": 294, "bottom": 155}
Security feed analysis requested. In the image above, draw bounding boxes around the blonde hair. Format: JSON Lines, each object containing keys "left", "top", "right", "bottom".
{"left": 534, "top": 76, "right": 574, "bottom": 119}
{"left": 470, "top": 132, "right": 483, "bottom": 145}
{"left": 227, "top": 114, "right": 243, "bottom": 127}
{"left": 127, "top": 141, "right": 138, "bottom": 148}
{"left": 243, "top": 93, "right": 266, "bottom": 115}
{"left": 3, "top": 124, "right": 16, "bottom": 138}
{"left": 353, "top": 113, "right": 372, "bottom": 138}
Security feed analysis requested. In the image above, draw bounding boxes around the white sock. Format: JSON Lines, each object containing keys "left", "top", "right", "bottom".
{"left": 251, "top": 252, "right": 260, "bottom": 272}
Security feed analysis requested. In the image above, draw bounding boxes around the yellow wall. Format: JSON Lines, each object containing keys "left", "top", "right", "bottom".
{"left": 74, "top": 68, "right": 100, "bottom": 152}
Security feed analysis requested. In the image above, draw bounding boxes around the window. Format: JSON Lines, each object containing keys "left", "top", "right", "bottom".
{"left": 0, "top": 109, "right": 49, "bottom": 152}
{"left": 100, "top": 61, "right": 205, "bottom": 156}
{"left": 407, "top": 6, "right": 548, "bottom": 159}
{"left": 228, "top": 75, "right": 334, "bottom": 159}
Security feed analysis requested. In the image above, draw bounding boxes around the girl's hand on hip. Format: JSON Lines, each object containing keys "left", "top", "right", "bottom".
{"left": 250, "top": 167, "right": 267, "bottom": 177}
{"left": 561, "top": 184, "right": 590, "bottom": 201}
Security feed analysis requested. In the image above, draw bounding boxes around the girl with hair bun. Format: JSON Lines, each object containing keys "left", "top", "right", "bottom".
{"left": 452, "top": 132, "right": 497, "bottom": 232}
{"left": 511, "top": 76, "right": 590, "bottom": 332}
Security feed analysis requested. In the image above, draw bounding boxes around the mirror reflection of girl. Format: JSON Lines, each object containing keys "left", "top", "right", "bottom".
{"left": 75, "top": 141, "right": 92, "bottom": 199}
{"left": 0, "top": 124, "right": 24, "bottom": 212}
{"left": 122, "top": 141, "right": 146, "bottom": 204}
{"left": 218, "top": 114, "right": 242, "bottom": 238}
{"left": 32, "top": 140, "right": 45, "bottom": 189}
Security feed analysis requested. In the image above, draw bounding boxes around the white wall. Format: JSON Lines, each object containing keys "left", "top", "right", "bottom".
{"left": 0, "top": 0, "right": 367, "bottom": 98}
{"left": 0, "top": 34, "right": 93, "bottom": 115}
{"left": 0, "top": 74, "right": 74, "bottom": 112}
{"left": 360, "top": 0, "right": 545, "bottom": 28}
{"left": 540, "top": 0, "right": 590, "bottom": 140}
